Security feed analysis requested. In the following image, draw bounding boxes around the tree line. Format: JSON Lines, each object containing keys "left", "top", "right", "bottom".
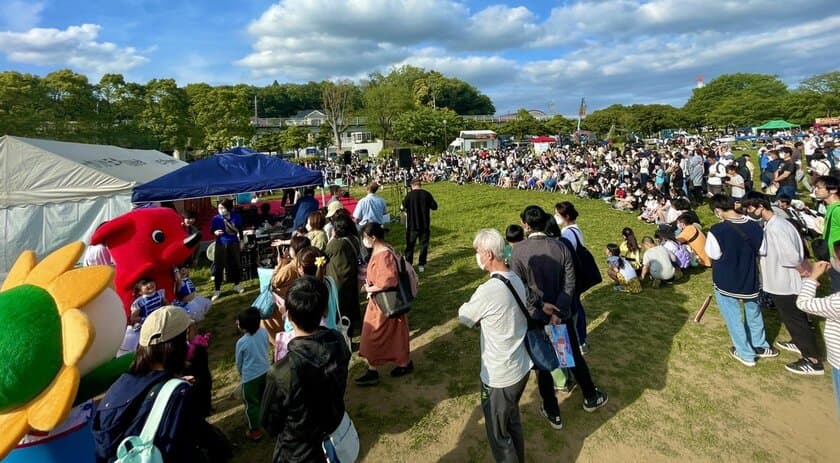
{"left": 0, "top": 68, "right": 836, "bottom": 156}
{"left": 0, "top": 65, "right": 494, "bottom": 156}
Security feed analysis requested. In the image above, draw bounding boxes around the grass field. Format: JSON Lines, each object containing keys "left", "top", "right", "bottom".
{"left": 192, "top": 180, "right": 839, "bottom": 462}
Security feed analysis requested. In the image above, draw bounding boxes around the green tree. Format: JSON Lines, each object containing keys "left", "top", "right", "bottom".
{"left": 322, "top": 80, "right": 355, "bottom": 151}
{"left": 281, "top": 125, "right": 310, "bottom": 157}
{"left": 683, "top": 73, "right": 789, "bottom": 128}
{"left": 138, "top": 78, "right": 192, "bottom": 152}
{"left": 42, "top": 69, "right": 97, "bottom": 140}
{"left": 393, "top": 107, "right": 460, "bottom": 150}
{"left": 799, "top": 71, "right": 840, "bottom": 95}
{"left": 0, "top": 71, "right": 49, "bottom": 137}
{"left": 252, "top": 131, "right": 283, "bottom": 154}
{"left": 361, "top": 78, "right": 413, "bottom": 147}
{"left": 186, "top": 84, "right": 254, "bottom": 151}
{"left": 544, "top": 115, "right": 576, "bottom": 135}
{"left": 314, "top": 123, "right": 333, "bottom": 152}
{"left": 499, "top": 109, "right": 545, "bottom": 139}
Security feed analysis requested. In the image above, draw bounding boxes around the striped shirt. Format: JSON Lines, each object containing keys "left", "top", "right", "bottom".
{"left": 131, "top": 289, "right": 166, "bottom": 321}
{"left": 176, "top": 277, "right": 197, "bottom": 299}
{"left": 796, "top": 279, "right": 840, "bottom": 368}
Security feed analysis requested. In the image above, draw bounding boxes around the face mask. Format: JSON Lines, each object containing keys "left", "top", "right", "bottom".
{"left": 363, "top": 237, "right": 373, "bottom": 248}
{"left": 305, "top": 223, "right": 312, "bottom": 232}
{"left": 554, "top": 214, "right": 564, "bottom": 225}
{"left": 475, "top": 252, "right": 485, "bottom": 271}
{"left": 675, "top": 226, "right": 683, "bottom": 235}
{"left": 218, "top": 208, "right": 227, "bottom": 216}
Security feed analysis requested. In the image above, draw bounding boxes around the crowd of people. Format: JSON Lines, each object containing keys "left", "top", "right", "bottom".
{"left": 83, "top": 130, "right": 840, "bottom": 463}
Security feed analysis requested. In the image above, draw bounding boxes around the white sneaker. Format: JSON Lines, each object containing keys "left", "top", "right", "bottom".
{"left": 418, "top": 266, "right": 425, "bottom": 273}
{"left": 211, "top": 291, "right": 221, "bottom": 301}
{"left": 234, "top": 284, "right": 245, "bottom": 294}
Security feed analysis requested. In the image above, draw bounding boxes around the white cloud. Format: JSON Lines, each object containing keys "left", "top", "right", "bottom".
{"left": 234, "top": 0, "right": 839, "bottom": 114}
{"left": 0, "top": 1, "right": 44, "bottom": 31}
{"left": 0, "top": 24, "right": 149, "bottom": 75}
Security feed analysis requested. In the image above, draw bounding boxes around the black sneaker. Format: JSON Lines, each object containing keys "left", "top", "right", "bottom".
{"left": 539, "top": 405, "right": 563, "bottom": 430}
{"left": 354, "top": 369, "right": 380, "bottom": 386}
{"left": 774, "top": 340, "right": 801, "bottom": 355}
{"left": 583, "top": 389, "right": 609, "bottom": 412}
{"left": 555, "top": 378, "right": 577, "bottom": 394}
{"left": 784, "top": 358, "right": 825, "bottom": 376}
{"left": 754, "top": 347, "right": 779, "bottom": 358}
{"left": 390, "top": 361, "right": 414, "bottom": 377}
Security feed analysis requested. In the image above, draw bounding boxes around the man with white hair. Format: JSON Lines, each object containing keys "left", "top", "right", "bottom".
{"left": 459, "top": 229, "right": 532, "bottom": 462}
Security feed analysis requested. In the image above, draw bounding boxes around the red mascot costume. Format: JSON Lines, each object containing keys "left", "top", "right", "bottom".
{"left": 90, "top": 208, "right": 201, "bottom": 316}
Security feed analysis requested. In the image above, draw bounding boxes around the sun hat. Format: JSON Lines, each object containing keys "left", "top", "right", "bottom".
{"left": 326, "top": 201, "right": 344, "bottom": 218}
{"left": 139, "top": 306, "right": 193, "bottom": 346}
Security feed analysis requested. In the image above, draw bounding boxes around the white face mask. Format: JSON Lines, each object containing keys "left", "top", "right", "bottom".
{"left": 475, "top": 252, "right": 485, "bottom": 271}
{"left": 363, "top": 237, "right": 373, "bottom": 248}
{"left": 218, "top": 208, "right": 227, "bottom": 216}
{"left": 554, "top": 214, "right": 564, "bottom": 226}
{"left": 305, "top": 223, "right": 312, "bottom": 232}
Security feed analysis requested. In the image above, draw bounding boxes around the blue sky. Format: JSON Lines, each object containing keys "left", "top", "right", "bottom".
{"left": 0, "top": 0, "right": 838, "bottom": 115}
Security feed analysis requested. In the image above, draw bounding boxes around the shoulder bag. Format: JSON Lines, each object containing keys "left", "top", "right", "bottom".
{"left": 373, "top": 250, "right": 417, "bottom": 318}
{"left": 569, "top": 228, "right": 603, "bottom": 293}
{"left": 492, "top": 274, "right": 560, "bottom": 372}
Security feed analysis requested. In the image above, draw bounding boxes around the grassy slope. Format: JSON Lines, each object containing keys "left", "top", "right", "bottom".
{"left": 194, "top": 178, "right": 838, "bottom": 462}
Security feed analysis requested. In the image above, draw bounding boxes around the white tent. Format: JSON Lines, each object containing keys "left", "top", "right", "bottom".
{"left": 0, "top": 135, "right": 187, "bottom": 273}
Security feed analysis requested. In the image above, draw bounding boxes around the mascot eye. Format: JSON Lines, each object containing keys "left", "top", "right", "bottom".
{"left": 151, "top": 230, "right": 165, "bottom": 243}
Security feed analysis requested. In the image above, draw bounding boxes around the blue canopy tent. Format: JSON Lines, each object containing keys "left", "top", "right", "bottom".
{"left": 131, "top": 147, "right": 324, "bottom": 202}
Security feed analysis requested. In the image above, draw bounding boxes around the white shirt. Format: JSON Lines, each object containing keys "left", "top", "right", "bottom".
{"left": 707, "top": 162, "right": 725, "bottom": 185}
{"left": 729, "top": 173, "right": 745, "bottom": 199}
{"left": 643, "top": 245, "right": 675, "bottom": 280}
{"left": 458, "top": 271, "right": 532, "bottom": 388}
{"left": 759, "top": 215, "right": 803, "bottom": 295}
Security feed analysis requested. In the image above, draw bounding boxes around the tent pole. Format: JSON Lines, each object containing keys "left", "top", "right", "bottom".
{"left": 320, "top": 186, "right": 326, "bottom": 207}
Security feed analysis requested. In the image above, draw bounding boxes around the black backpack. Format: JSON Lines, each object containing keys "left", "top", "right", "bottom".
{"left": 562, "top": 229, "right": 602, "bottom": 294}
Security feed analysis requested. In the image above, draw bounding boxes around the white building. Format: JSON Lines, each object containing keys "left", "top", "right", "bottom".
{"left": 449, "top": 130, "right": 499, "bottom": 152}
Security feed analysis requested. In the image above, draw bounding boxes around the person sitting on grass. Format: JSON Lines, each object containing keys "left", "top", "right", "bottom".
{"left": 605, "top": 243, "right": 642, "bottom": 293}
{"left": 640, "top": 236, "right": 676, "bottom": 288}
{"left": 620, "top": 227, "right": 642, "bottom": 270}
{"left": 676, "top": 213, "right": 711, "bottom": 267}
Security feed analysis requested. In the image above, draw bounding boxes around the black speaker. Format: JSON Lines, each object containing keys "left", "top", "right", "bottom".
{"left": 343, "top": 151, "right": 352, "bottom": 165}
{"left": 396, "top": 148, "right": 412, "bottom": 169}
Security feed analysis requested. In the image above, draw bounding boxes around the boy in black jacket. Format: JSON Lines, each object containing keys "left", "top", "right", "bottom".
{"left": 261, "top": 276, "right": 352, "bottom": 462}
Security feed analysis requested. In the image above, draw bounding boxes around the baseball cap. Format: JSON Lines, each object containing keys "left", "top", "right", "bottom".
{"left": 326, "top": 201, "right": 344, "bottom": 218}
{"left": 139, "top": 306, "right": 193, "bottom": 346}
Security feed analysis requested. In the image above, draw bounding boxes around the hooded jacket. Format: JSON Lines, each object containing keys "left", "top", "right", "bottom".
{"left": 261, "top": 327, "right": 351, "bottom": 463}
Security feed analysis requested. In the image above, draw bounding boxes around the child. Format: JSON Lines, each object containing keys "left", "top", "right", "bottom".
{"left": 118, "top": 278, "right": 168, "bottom": 355}
{"left": 185, "top": 325, "right": 213, "bottom": 418}
{"left": 620, "top": 227, "right": 642, "bottom": 269}
{"left": 605, "top": 243, "right": 642, "bottom": 293}
{"left": 504, "top": 224, "right": 525, "bottom": 265}
{"left": 236, "top": 307, "right": 270, "bottom": 441}
{"left": 174, "top": 265, "right": 213, "bottom": 322}
{"left": 796, "top": 255, "right": 840, "bottom": 419}
{"left": 130, "top": 278, "right": 167, "bottom": 323}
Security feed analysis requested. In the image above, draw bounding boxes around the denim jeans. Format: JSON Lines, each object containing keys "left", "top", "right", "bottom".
{"left": 833, "top": 367, "right": 840, "bottom": 423}
{"left": 714, "top": 289, "right": 769, "bottom": 361}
